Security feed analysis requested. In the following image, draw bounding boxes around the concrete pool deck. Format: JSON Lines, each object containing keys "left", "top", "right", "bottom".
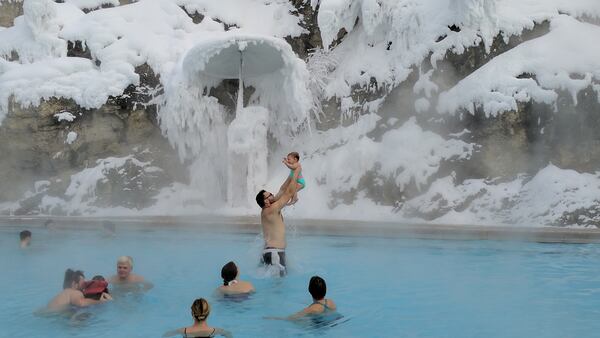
{"left": 1, "top": 215, "right": 600, "bottom": 244}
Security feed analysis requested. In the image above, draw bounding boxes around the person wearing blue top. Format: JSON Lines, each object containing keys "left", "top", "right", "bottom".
{"left": 281, "top": 151, "right": 305, "bottom": 205}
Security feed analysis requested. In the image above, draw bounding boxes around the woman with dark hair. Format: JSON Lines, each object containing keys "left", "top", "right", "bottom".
{"left": 163, "top": 298, "right": 232, "bottom": 338}
{"left": 293, "top": 276, "right": 336, "bottom": 318}
{"left": 216, "top": 261, "right": 255, "bottom": 296}
{"left": 266, "top": 275, "right": 337, "bottom": 320}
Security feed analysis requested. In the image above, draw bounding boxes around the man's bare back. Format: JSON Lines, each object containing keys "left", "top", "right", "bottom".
{"left": 47, "top": 288, "right": 84, "bottom": 311}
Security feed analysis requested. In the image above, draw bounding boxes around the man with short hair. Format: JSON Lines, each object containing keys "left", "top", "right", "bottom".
{"left": 46, "top": 269, "right": 111, "bottom": 311}
{"left": 109, "top": 256, "right": 153, "bottom": 290}
{"left": 19, "top": 230, "right": 31, "bottom": 248}
{"left": 255, "top": 164, "right": 301, "bottom": 276}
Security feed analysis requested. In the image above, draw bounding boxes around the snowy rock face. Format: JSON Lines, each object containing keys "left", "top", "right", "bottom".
{"left": 0, "top": 93, "right": 186, "bottom": 210}
{"left": 0, "top": 0, "right": 599, "bottom": 226}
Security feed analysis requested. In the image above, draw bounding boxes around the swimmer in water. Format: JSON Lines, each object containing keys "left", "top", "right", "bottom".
{"left": 266, "top": 276, "right": 336, "bottom": 320}
{"left": 19, "top": 230, "right": 31, "bottom": 248}
{"left": 216, "top": 261, "right": 255, "bottom": 296}
{"left": 255, "top": 165, "right": 302, "bottom": 277}
{"left": 163, "top": 298, "right": 232, "bottom": 337}
{"left": 101, "top": 220, "right": 116, "bottom": 237}
{"left": 46, "top": 269, "right": 112, "bottom": 312}
{"left": 82, "top": 275, "right": 110, "bottom": 300}
{"left": 109, "top": 256, "right": 153, "bottom": 291}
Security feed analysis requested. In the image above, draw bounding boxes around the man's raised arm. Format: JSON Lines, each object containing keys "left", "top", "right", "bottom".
{"left": 274, "top": 175, "right": 292, "bottom": 201}
{"left": 270, "top": 166, "right": 301, "bottom": 211}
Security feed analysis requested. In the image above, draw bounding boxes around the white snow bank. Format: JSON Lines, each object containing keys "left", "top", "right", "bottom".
{"left": 0, "top": 0, "right": 83, "bottom": 63}
{"left": 59, "top": 0, "right": 216, "bottom": 79}
{"left": 261, "top": 114, "right": 474, "bottom": 220}
{"left": 0, "top": 0, "right": 214, "bottom": 125}
{"left": 316, "top": 0, "right": 600, "bottom": 117}
{"left": 305, "top": 115, "right": 473, "bottom": 191}
{"left": 39, "top": 155, "right": 158, "bottom": 214}
{"left": 438, "top": 16, "right": 600, "bottom": 116}
{"left": 63, "top": 0, "right": 119, "bottom": 10}
{"left": 0, "top": 57, "right": 135, "bottom": 124}
{"left": 54, "top": 111, "right": 76, "bottom": 122}
{"left": 65, "top": 131, "right": 78, "bottom": 144}
{"left": 405, "top": 164, "right": 600, "bottom": 227}
{"left": 176, "top": 0, "right": 305, "bottom": 37}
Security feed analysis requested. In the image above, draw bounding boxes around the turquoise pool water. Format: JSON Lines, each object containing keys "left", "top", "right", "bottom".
{"left": 1, "top": 221, "right": 600, "bottom": 337}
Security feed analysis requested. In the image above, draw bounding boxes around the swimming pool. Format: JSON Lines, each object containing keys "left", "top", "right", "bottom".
{"left": 1, "top": 220, "right": 600, "bottom": 337}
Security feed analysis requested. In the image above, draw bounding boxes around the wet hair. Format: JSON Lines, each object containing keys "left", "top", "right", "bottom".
{"left": 288, "top": 152, "right": 300, "bottom": 161}
{"left": 256, "top": 189, "right": 266, "bottom": 208}
{"left": 221, "top": 261, "right": 238, "bottom": 286}
{"left": 19, "top": 230, "right": 31, "bottom": 241}
{"left": 117, "top": 256, "right": 133, "bottom": 268}
{"left": 308, "top": 276, "right": 326, "bottom": 300}
{"left": 191, "top": 298, "right": 210, "bottom": 321}
{"left": 63, "top": 269, "right": 84, "bottom": 289}
{"left": 92, "top": 275, "right": 105, "bottom": 281}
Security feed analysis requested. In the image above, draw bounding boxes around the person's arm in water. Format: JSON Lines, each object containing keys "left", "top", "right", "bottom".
{"left": 141, "top": 279, "right": 154, "bottom": 291}
{"left": 265, "top": 304, "right": 320, "bottom": 321}
{"left": 269, "top": 166, "right": 301, "bottom": 211}
{"left": 213, "top": 328, "right": 233, "bottom": 338}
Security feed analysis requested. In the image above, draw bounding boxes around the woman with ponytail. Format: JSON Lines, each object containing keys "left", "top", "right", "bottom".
{"left": 163, "top": 298, "right": 232, "bottom": 337}
{"left": 216, "top": 261, "right": 255, "bottom": 296}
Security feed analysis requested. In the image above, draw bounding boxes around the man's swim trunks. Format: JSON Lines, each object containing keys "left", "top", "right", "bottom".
{"left": 261, "top": 247, "right": 286, "bottom": 276}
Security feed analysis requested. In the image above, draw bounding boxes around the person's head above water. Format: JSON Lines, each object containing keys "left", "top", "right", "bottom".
{"left": 221, "top": 261, "right": 238, "bottom": 286}
{"left": 287, "top": 152, "right": 300, "bottom": 164}
{"left": 102, "top": 221, "right": 116, "bottom": 235}
{"left": 308, "top": 276, "right": 327, "bottom": 301}
{"left": 255, "top": 189, "right": 275, "bottom": 209}
{"left": 191, "top": 298, "right": 210, "bottom": 322}
{"left": 116, "top": 256, "right": 133, "bottom": 278}
{"left": 83, "top": 275, "right": 109, "bottom": 300}
{"left": 19, "top": 230, "right": 31, "bottom": 247}
{"left": 63, "top": 269, "right": 85, "bottom": 290}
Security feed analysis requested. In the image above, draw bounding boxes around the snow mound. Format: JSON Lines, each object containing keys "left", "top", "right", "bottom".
{"left": 65, "top": 131, "right": 78, "bottom": 144}
{"left": 438, "top": 15, "right": 600, "bottom": 116}
{"left": 405, "top": 164, "right": 600, "bottom": 227}
{"left": 54, "top": 111, "right": 76, "bottom": 122}
{"left": 0, "top": 57, "right": 135, "bottom": 123}
{"left": 176, "top": 0, "right": 305, "bottom": 37}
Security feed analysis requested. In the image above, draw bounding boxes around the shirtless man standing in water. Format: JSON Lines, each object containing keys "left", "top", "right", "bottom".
{"left": 109, "top": 256, "right": 153, "bottom": 291}
{"left": 255, "top": 164, "right": 301, "bottom": 276}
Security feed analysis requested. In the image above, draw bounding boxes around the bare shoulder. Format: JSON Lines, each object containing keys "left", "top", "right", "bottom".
{"left": 305, "top": 303, "right": 322, "bottom": 314}
{"left": 240, "top": 280, "right": 255, "bottom": 291}
{"left": 327, "top": 299, "right": 337, "bottom": 310}
{"left": 130, "top": 274, "right": 145, "bottom": 282}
